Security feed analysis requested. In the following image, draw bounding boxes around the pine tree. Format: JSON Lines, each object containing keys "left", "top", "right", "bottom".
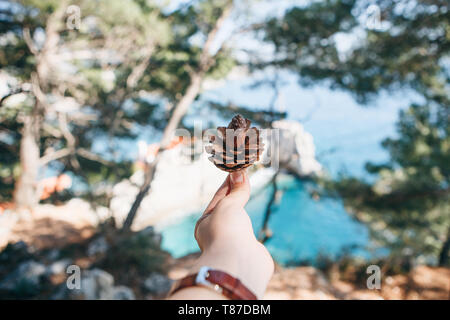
{"left": 263, "top": 0, "right": 449, "bottom": 266}
{"left": 0, "top": 0, "right": 235, "bottom": 210}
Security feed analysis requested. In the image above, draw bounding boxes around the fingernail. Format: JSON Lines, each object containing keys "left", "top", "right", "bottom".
{"left": 230, "top": 171, "right": 244, "bottom": 185}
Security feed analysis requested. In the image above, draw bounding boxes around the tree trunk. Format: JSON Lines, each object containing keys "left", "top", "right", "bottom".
{"left": 13, "top": 115, "right": 41, "bottom": 210}
{"left": 160, "top": 74, "right": 202, "bottom": 147}
{"left": 13, "top": 2, "right": 68, "bottom": 210}
{"left": 121, "top": 158, "right": 159, "bottom": 231}
{"left": 438, "top": 228, "right": 450, "bottom": 267}
{"left": 258, "top": 171, "right": 279, "bottom": 243}
{"left": 121, "top": 2, "right": 233, "bottom": 231}
{"left": 121, "top": 74, "right": 202, "bottom": 232}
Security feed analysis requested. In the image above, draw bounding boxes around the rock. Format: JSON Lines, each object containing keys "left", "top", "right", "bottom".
{"left": 0, "top": 211, "right": 20, "bottom": 249}
{"left": 69, "top": 268, "right": 135, "bottom": 300}
{"left": 46, "top": 249, "right": 60, "bottom": 261}
{"left": 79, "top": 269, "right": 113, "bottom": 300}
{"left": 0, "top": 241, "right": 31, "bottom": 264}
{"left": 138, "top": 226, "right": 162, "bottom": 246}
{"left": 32, "top": 198, "right": 110, "bottom": 229}
{"left": 11, "top": 240, "right": 29, "bottom": 252}
{"left": 109, "top": 147, "right": 228, "bottom": 229}
{"left": 270, "top": 120, "right": 322, "bottom": 177}
{"left": 69, "top": 268, "right": 113, "bottom": 300}
{"left": 87, "top": 236, "right": 109, "bottom": 256}
{"left": 111, "top": 286, "right": 135, "bottom": 300}
{"left": 0, "top": 260, "right": 46, "bottom": 291}
{"left": 108, "top": 119, "right": 321, "bottom": 229}
{"left": 143, "top": 273, "right": 173, "bottom": 296}
{"left": 139, "top": 226, "right": 155, "bottom": 236}
{"left": 110, "top": 150, "right": 271, "bottom": 229}
{"left": 50, "top": 283, "right": 70, "bottom": 300}
{"left": 95, "top": 206, "right": 111, "bottom": 223}
{"left": 47, "top": 259, "right": 72, "bottom": 275}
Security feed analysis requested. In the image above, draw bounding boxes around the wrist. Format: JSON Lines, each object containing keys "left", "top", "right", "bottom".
{"left": 192, "top": 240, "right": 273, "bottom": 298}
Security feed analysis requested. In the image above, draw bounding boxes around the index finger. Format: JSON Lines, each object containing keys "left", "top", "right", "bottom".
{"left": 202, "top": 174, "right": 231, "bottom": 215}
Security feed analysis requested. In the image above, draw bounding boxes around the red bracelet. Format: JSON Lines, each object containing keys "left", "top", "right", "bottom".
{"left": 170, "top": 266, "right": 257, "bottom": 300}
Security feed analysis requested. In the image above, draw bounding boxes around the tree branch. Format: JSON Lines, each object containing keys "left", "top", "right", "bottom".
{"left": 160, "top": 1, "right": 233, "bottom": 148}
{"left": 258, "top": 171, "right": 280, "bottom": 243}
{"left": 126, "top": 42, "right": 155, "bottom": 89}
{"left": 76, "top": 148, "right": 114, "bottom": 166}
{"left": 39, "top": 148, "right": 72, "bottom": 165}
{"left": 122, "top": 1, "right": 234, "bottom": 231}
{"left": 58, "top": 112, "right": 76, "bottom": 149}
{"left": 198, "top": 2, "right": 233, "bottom": 71}
{"left": 23, "top": 27, "right": 39, "bottom": 55}
{"left": 0, "top": 86, "right": 31, "bottom": 108}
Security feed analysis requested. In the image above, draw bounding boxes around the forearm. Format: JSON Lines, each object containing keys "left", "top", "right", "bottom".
{"left": 169, "top": 171, "right": 274, "bottom": 300}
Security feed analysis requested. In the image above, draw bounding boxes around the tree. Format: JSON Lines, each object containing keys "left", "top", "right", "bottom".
{"left": 262, "top": 0, "right": 449, "bottom": 266}
{"left": 1, "top": 0, "right": 171, "bottom": 208}
{"left": 122, "top": 0, "right": 235, "bottom": 231}
{"left": 326, "top": 103, "right": 449, "bottom": 266}
{"left": 0, "top": 0, "right": 236, "bottom": 214}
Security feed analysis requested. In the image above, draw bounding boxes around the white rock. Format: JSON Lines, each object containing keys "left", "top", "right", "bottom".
{"left": 109, "top": 119, "right": 321, "bottom": 229}
{"left": 0, "top": 211, "right": 20, "bottom": 249}
{"left": 47, "top": 259, "right": 72, "bottom": 275}
{"left": 271, "top": 120, "right": 322, "bottom": 176}
{"left": 31, "top": 198, "right": 110, "bottom": 228}
{"left": 143, "top": 273, "right": 173, "bottom": 295}
{"left": 70, "top": 269, "right": 136, "bottom": 300}
{"left": 71, "top": 269, "right": 115, "bottom": 300}
{"left": 110, "top": 148, "right": 228, "bottom": 229}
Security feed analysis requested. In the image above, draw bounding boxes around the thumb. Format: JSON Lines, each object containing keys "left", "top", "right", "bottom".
{"left": 225, "top": 170, "right": 250, "bottom": 207}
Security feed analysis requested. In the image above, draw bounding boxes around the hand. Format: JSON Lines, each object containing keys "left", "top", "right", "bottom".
{"left": 169, "top": 170, "right": 274, "bottom": 299}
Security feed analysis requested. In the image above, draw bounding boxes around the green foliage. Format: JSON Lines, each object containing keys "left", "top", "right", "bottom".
{"left": 0, "top": 118, "right": 21, "bottom": 201}
{"left": 0, "top": 0, "right": 236, "bottom": 204}
{"left": 325, "top": 103, "right": 449, "bottom": 265}
{"left": 263, "top": 0, "right": 449, "bottom": 102}
{"left": 208, "top": 101, "right": 287, "bottom": 127}
{"left": 260, "top": 0, "right": 357, "bottom": 81}
{"left": 11, "top": 278, "right": 40, "bottom": 298}
{"left": 266, "top": 0, "right": 450, "bottom": 266}
{"left": 96, "top": 231, "right": 170, "bottom": 278}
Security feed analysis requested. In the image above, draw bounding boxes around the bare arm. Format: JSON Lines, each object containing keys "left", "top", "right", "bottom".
{"left": 168, "top": 171, "right": 274, "bottom": 299}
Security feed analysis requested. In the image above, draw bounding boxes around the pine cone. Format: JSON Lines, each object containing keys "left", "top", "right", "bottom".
{"left": 206, "top": 114, "right": 264, "bottom": 172}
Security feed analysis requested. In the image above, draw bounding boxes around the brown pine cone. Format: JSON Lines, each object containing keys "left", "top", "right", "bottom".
{"left": 206, "top": 114, "right": 264, "bottom": 172}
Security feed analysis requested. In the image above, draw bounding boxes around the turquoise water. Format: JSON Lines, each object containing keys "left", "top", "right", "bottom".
{"left": 160, "top": 177, "right": 369, "bottom": 264}
{"left": 249, "top": 179, "right": 369, "bottom": 263}
{"left": 159, "top": 73, "right": 422, "bottom": 264}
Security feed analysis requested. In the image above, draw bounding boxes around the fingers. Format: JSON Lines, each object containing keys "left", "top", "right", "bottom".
{"left": 202, "top": 174, "right": 230, "bottom": 215}
{"left": 194, "top": 215, "right": 208, "bottom": 250}
{"left": 195, "top": 170, "right": 251, "bottom": 251}
{"left": 222, "top": 170, "right": 250, "bottom": 208}
{"left": 202, "top": 170, "right": 250, "bottom": 216}
{"left": 196, "top": 175, "right": 230, "bottom": 247}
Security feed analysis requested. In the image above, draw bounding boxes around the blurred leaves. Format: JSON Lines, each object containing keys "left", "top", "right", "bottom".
{"left": 0, "top": 0, "right": 236, "bottom": 203}
{"left": 265, "top": 0, "right": 450, "bottom": 265}
{"left": 208, "top": 101, "right": 287, "bottom": 127}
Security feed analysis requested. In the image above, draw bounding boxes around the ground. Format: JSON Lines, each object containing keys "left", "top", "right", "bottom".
{"left": 168, "top": 252, "right": 450, "bottom": 300}
{"left": 1, "top": 204, "right": 449, "bottom": 300}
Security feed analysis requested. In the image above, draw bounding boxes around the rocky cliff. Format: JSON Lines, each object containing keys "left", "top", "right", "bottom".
{"left": 109, "top": 120, "right": 322, "bottom": 230}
